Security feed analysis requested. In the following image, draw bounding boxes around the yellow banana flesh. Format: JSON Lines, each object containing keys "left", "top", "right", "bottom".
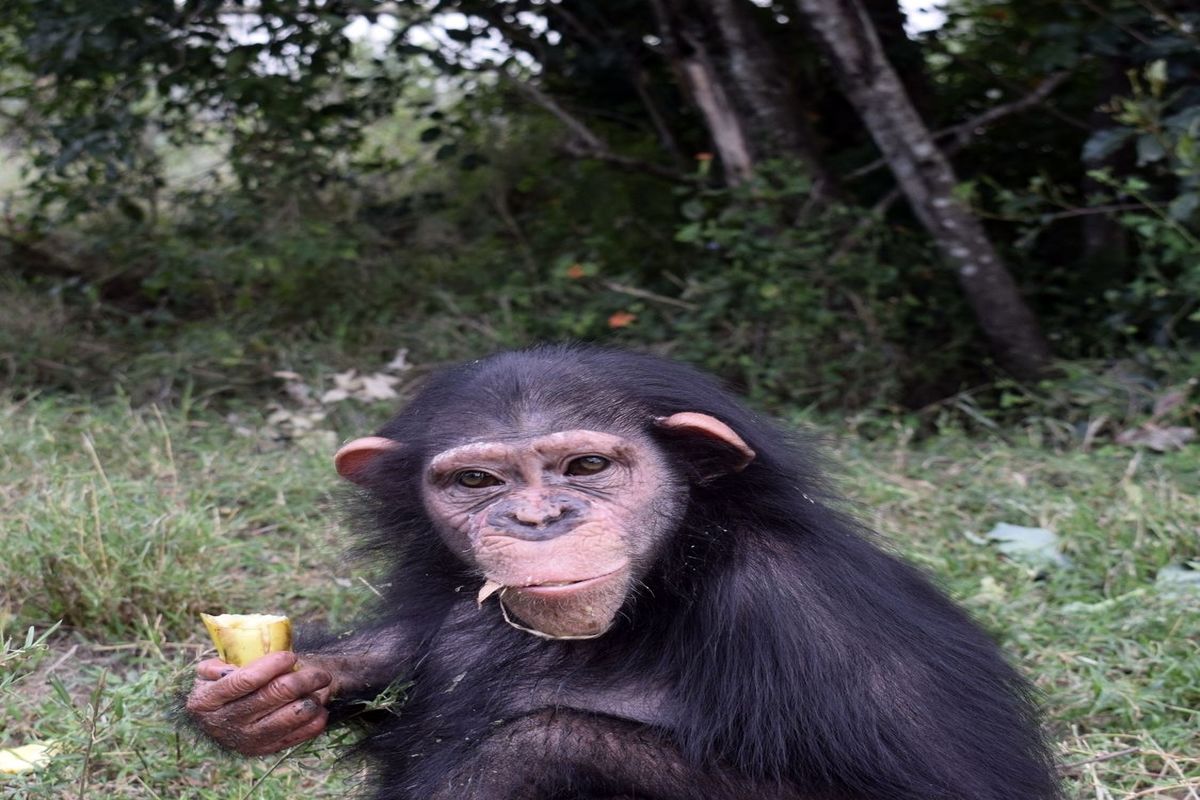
{"left": 0, "top": 742, "right": 56, "bottom": 774}
{"left": 201, "top": 613, "right": 292, "bottom": 667}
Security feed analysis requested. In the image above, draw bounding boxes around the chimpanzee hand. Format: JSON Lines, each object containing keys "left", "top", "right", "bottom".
{"left": 185, "top": 651, "right": 333, "bottom": 756}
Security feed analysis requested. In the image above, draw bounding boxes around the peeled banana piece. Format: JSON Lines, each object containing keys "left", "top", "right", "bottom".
{"left": 0, "top": 742, "right": 56, "bottom": 774}
{"left": 201, "top": 613, "right": 292, "bottom": 667}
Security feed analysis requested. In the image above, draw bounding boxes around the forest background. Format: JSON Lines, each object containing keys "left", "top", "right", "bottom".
{"left": 0, "top": 1, "right": 1197, "bottom": 798}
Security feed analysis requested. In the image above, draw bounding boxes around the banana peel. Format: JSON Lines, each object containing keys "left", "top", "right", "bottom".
{"left": 201, "top": 613, "right": 292, "bottom": 668}
{"left": 0, "top": 742, "right": 57, "bottom": 774}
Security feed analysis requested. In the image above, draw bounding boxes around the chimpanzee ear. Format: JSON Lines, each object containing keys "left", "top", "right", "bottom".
{"left": 335, "top": 436, "right": 402, "bottom": 484}
{"left": 655, "top": 412, "right": 756, "bottom": 473}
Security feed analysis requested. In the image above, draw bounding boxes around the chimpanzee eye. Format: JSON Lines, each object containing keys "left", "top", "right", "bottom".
{"left": 456, "top": 470, "right": 502, "bottom": 488}
{"left": 565, "top": 455, "right": 610, "bottom": 476}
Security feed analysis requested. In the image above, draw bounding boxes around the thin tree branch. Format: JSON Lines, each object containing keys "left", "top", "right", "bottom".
{"left": 1136, "top": 0, "right": 1200, "bottom": 43}
{"left": 505, "top": 75, "right": 607, "bottom": 152}
{"left": 505, "top": 74, "right": 692, "bottom": 183}
{"left": 490, "top": 190, "right": 537, "bottom": 275}
{"left": 602, "top": 281, "right": 699, "bottom": 310}
{"left": 828, "top": 186, "right": 900, "bottom": 263}
{"left": 847, "top": 71, "right": 1071, "bottom": 181}
{"left": 1079, "top": 0, "right": 1156, "bottom": 45}
{"left": 941, "top": 71, "right": 1072, "bottom": 146}
{"left": 556, "top": 141, "right": 695, "bottom": 183}
{"left": 928, "top": 45, "right": 1091, "bottom": 132}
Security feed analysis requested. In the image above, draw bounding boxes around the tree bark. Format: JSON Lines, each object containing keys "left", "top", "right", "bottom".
{"left": 650, "top": 0, "right": 756, "bottom": 185}
{"left": 793, "top": 0, "right": 1053, "bottom": 379}
{"left": 859, "top": 0, "right": 933, "bottom": 110}
{"left": 704, "top": 0, "right": 841, "bottom": 197}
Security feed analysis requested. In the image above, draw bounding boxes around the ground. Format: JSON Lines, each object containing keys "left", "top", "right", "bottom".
{"left": 1, "top": 395, "right": 1197, "bottom": 799}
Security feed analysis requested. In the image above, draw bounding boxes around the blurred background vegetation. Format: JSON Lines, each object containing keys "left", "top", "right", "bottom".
{"left": 0, "top": 1, "right": 1197, "bottom": 798}
{"left": 0, "top": 0, "right": 1196, "bottom": 413}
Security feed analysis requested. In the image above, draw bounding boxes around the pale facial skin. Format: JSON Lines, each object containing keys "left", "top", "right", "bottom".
{"left": 424, "top": 428, "right": 684, "bottom": 638}
{"left": 185, "top": 412, "right": 754, "bottom": 756}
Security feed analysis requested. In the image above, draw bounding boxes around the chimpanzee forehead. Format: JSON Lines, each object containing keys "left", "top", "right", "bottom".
{"left": 409, "top": 364, "right": 650, "bottom": 442}
{"left": 380, "top": 345, "right": 743, "bottom": 453}
{"left": 420, "top": 403, "right": 644, "bottom": 453}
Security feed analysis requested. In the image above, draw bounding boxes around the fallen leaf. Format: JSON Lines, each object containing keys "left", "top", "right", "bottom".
{"left": 282, "top": 381, "right": 312, "bottom": 404}
{"left": 985, "top": 523, "right": 1069, "bottom": 568}
{"left": 1151, "top": 386, "right": 1189, "bottom": 420}
{"left": 266, "top": 408, "right": 294, "bottom": 426}
{"left": 1115, "top": 424, "right": 1195, "bottom": 452}
{"left": 358, "top": 373, "right": 400, "bottom": 402}
{"left": 1155, "top": 562, "right": 1200, "bottom": 594}
{"left": 332, "top": 370, "right": 359, "bottom": 391}
{"left": 608, "top": 310, "right": 637, "bottom": 329}
{"left": 385, "top": 348, "right": 411, "bottom": 373}
{"left": 320, "top": 388, "right": 351, "bottom": 404}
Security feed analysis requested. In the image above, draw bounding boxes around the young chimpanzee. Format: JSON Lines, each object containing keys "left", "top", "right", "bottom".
{"left": 186, "top": 345, "right": 1060, "bottom": 800}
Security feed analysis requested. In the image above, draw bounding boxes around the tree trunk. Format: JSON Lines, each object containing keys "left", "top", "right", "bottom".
{"left": 859, "top": 0, "right": 933, "bottom": 110}
{"left": 704, "top": 0, "right": 841, "bottom": 198}
{"left": 793, "top": 0, "right": 1053, "bottom": 379}
{"left": 650, "top": 0, "right": 756, "bottom": 185}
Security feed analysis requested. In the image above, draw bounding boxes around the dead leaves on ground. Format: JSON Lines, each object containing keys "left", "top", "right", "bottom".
{"left": 228, "top": 349, "right": 412, "bottom": 445}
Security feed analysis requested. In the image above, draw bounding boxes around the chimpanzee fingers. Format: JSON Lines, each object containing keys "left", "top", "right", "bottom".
{"left": 217, "top": 666, "right": 333, "bottom": 722}
{"left": 195, "top": 658, "right": 233, "bottom": 681}
{"left": 278, "top": 708, "right": 329, "bottom": 748}
{"left": 186, "top": 652, "right": 298, "bottom": 713}
{"left": 243, "top": 698, "right": 329, "bottom": 754}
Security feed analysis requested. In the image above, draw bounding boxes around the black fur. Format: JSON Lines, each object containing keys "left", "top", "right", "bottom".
{"left": 325, "top": 345, "right": 1060, "bottom": 800}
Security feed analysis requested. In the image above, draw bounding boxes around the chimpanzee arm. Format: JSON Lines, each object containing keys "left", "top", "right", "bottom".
{"left": 184, "top": 618, "right": 422, "bottom": 755}
{"left": 430, "top": 709, "right": 787, "bottom": 800}
{"left": 296, "top": 619, "right": 418, "bottom": 705}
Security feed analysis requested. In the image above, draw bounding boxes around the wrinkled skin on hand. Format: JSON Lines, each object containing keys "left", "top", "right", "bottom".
{"left": 185, "top": 652, "right": 333, "bottom": 756}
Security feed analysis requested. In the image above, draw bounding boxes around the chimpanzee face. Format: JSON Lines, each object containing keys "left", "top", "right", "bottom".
{"left": 421, "top": 426, "right": 685, "bottom": 638}
{"left": 335, "top": 412, "right": 753, "bottom": 638}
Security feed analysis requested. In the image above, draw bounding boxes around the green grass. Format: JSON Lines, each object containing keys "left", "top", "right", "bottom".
{"left": 1, "top": 396, "right": 1197, "bottom": 798}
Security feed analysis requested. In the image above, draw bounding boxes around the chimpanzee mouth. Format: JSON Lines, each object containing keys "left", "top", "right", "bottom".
{"left": 516, "top": 566, "right": 626, "bottom": 597}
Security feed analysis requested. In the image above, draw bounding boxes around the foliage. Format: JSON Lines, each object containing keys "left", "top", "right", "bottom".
{"left": 0, "top": 0, "right": 405, "bottom": 221}
{"left": 0, "top": 399, "right": 362, "bottom": 639}
{"left": 663, "top": 165, "right": 954, "bottom": 407}
{"left": 1088, "top": 59, "right": 1200, "bottom": 337}
{"left": 1, "top": 0, "right": 1199, "bottom": 408}
{"left": 938, "top": 1, "right": 1200, "bottom": 355}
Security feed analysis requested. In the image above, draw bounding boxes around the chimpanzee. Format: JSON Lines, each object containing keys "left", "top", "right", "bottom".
{"left": 186, "top": 345, "right": 1060, "bottom": 800}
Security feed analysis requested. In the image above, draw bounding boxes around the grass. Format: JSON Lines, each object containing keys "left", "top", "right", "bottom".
{"left": 1, "top": 393, "right": 1197, "bottom": 799}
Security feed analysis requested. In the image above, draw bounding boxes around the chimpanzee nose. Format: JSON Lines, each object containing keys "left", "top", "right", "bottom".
{"left": 513, "top": 503, "right": 567, "bottom": 526}
{"left": 489, "top": 496, "right": 587, "bottom": 540}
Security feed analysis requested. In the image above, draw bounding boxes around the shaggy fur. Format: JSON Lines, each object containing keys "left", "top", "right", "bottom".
{"left": 318, "top": 345, "right": 1060, "bottom": 800}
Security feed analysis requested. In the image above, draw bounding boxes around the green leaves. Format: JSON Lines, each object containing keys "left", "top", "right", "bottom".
{"left": 1083, "top": 129, "right": 1133, "bottom": 164}
{"left": 2, "top": 0, "right": 405, "bottom": 217}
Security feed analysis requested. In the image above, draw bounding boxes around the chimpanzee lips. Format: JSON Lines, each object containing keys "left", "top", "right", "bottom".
{"left": 516, "top": 567, "right": 624, "bottom": 597}
{"left": 476, "top": 562, "right": 632, "bottom": 638}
